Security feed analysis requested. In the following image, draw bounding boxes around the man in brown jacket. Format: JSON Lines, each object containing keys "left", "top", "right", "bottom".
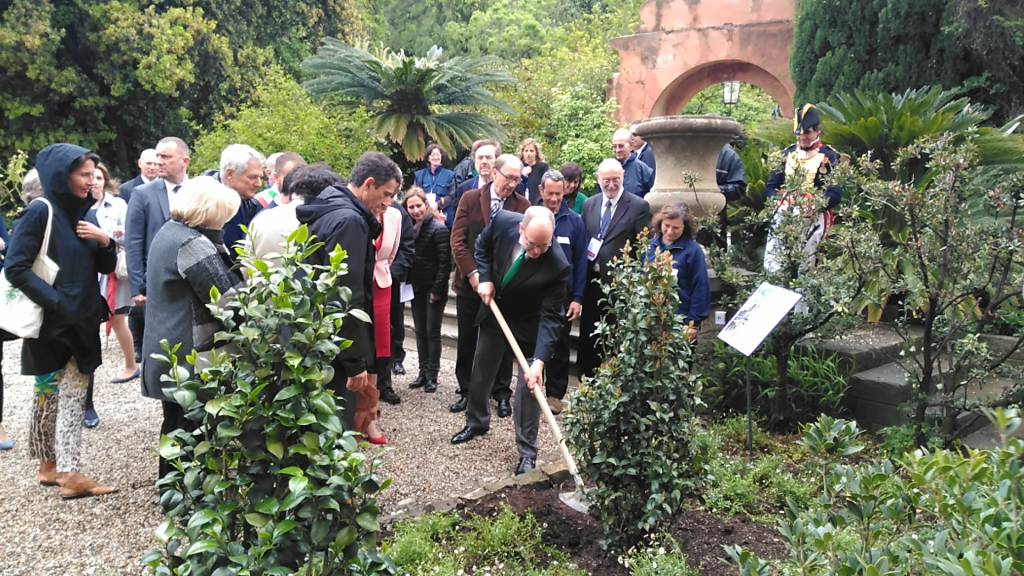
{"left": 449, "top": 153, "right": 531, "bottom": 414}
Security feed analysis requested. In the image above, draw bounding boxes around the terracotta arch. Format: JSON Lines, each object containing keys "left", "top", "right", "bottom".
{"left": 651, "top": 60, "right": 793, "bottom": 117}
{"left": 610, "top": 0, "right": 797, "bottom": 123}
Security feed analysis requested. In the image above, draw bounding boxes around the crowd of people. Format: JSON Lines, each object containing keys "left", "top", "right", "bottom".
{"left": 0, "top": 103, "right": 839, "bottom": 493}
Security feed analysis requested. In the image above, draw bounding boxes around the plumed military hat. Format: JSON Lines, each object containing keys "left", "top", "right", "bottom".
{"left": 793, "top": 104, "right": 822, "bottom": 134}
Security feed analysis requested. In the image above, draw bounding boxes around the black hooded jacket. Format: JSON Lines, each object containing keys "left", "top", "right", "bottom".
{"left": 296, "top": 185, "right": 382, "bottom": 377}
{"left": 5, "top": 143, "right": 116, "bottom": 374}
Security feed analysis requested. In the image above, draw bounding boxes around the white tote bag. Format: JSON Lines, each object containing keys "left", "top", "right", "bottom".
{"left": 0, "top": 198, "right": 60, "bottom": 339}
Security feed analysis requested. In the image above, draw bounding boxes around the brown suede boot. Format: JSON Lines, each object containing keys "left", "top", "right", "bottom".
{"left": 38, "top": 461, "right": 58, "bottom": 486}
{"left": 56, "top": 471, "right": 117, "bottom": 500}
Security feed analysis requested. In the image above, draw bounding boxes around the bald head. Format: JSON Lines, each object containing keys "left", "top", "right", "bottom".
{"left": 138, "top": 148, "right": 159, "bottom": 181}
{"left": 612, "top": 128, "right": 632, "bottom": 161}
{"left": 519, "top": 206, "right": 555, "bottom": 259}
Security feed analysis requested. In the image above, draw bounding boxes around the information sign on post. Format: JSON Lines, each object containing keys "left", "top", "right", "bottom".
{"left": 717, "top": 282, "right": 803, "bottom": 458}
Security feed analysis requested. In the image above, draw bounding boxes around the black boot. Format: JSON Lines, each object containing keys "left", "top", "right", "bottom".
{"left": 379, "top": 386, "right": 401, "bottom": 405}
{"left": 409, "top": 373, "right": 427, "bottom": 389}
{"left": 424, "top": 372, "right": 438, "bottom": 393}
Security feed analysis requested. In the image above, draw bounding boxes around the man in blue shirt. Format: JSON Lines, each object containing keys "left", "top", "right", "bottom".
{"left": 611, "top": 128, "right": 653, "bottom": 197}
{"left": 537, "top": 170, "right": 587, "bottom": 414}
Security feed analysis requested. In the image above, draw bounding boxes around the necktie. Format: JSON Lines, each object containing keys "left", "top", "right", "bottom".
{"left": 490, "top": 198, "right": 502, "bottom": 218}
{"left": 172, "top": 184, "right": 181, "bottom": 193}
{"left": 599, "top": 200, "right": 613, "bottom": 239}
{"left": 501, "top": 249, "right": 525, "bottom": 288}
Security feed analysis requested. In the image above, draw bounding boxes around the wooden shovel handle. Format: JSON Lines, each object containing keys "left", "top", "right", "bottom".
{"left": 486, "top": 298, "right": 582, "bottom": 481}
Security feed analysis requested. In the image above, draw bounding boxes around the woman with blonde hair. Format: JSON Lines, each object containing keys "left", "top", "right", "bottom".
{"left": 402, "top": 187, "right": 451, "bottom": 393}
{"left": 141, "top": 175, "right": 243, "bottom": 478}
{"left": 516, "top": 138, "right": 549, "bottom": 204}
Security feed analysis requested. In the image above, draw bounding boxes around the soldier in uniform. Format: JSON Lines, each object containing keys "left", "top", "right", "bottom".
{"left": 762, "top": 104, "right": 842, "bottom": 273}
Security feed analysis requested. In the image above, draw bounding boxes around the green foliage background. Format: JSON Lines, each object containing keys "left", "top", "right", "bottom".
{"left": 191, "top": 71, "right": 380, "bottom": 175}
{"left": 0, "top": 0, "right": 366, "bottom": 175}
{"left": 792, "top": 0, "right": 1023, "bottom": 122}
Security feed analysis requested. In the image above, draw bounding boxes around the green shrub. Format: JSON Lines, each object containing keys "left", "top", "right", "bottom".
{"left": 143, "top": 227, "right": 392, "bottom": 575}
{"left": 565, "top": 231, "right": 703, "bottom": 551}
{"left": 697, "top": 427, "right": 816, "bottom": 521}
{"left": 699, "top": 340, "right": 849, "bottom": 423}
{"left": 383, "top": 506, "right": 586, "bottom": 576}
{"left": 730, "top": 408, "right": 1024, "bottom": 575}
{"left": 191, "top": 69, "right": 379, "bottom": 175}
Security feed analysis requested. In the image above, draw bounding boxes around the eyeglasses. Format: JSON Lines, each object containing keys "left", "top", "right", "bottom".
{"left": 600, "top": 177, "right": 622, "bottom": 185}
{"left": 522, "top": 238, "right": 551, "bottom": 251}
{"left": 498, "top": 170, "right": 520, "bottom": 181}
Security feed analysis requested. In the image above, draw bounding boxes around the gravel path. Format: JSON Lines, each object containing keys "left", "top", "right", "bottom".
{"left": 0, "top": 330, "right": 568, "bottom": 575}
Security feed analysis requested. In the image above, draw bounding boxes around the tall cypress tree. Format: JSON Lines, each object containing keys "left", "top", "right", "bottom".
{"left": 791, "top": 0, "right": 1021, "bottom": 122}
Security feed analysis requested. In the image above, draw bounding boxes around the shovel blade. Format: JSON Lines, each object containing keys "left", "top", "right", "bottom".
{"left": 559, "top": 491, "right": 589, "bottom": 514}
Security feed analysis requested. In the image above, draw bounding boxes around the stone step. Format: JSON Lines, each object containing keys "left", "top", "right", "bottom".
{"left": 796, "top": 324, "right": 924, "bottom": 375}
{"left": 846, "top": 355, "right": 1017, "bottom": 432}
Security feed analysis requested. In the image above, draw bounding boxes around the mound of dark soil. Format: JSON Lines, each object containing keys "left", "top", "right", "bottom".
{"left": 463, "top": 484, "right": 786, "bottom": 576}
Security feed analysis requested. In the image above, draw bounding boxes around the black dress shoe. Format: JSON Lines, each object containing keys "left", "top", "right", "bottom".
{"left": 450, "top": 426, "right": 488, "bottom": 445}
{"left": 392, "top": 362, "right": 406, "bottom": 376}
{"left": 515, "top": 457, "right": 536, "bottom": 475}
{"left": 409, "top": 374, "right": 427, "bottom": 389}
{"left": 496, "top": 398, "right": 512, "bottom": 418}
{"left": 424, "top": 378, "right": 437, "bottom": 393}
{"left": 449, "top": 395, "right": 468, "bottom": 413}
{"left": 379, "top": 387, "right": 401, "bottom": 405}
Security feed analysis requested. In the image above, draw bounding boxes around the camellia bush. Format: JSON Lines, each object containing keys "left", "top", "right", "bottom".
{"left": 729, "top": 408, "right": 1024, "bottom": 575}
{"left": 143, "top": 227, "right": 393, "bottom": 575}
{"left": 564, "top": 231, "right": 703, "bottom": 552}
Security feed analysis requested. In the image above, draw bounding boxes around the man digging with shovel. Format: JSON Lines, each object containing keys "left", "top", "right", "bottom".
{"left": 449, "top": 207, "right": 568, "bottom": 476}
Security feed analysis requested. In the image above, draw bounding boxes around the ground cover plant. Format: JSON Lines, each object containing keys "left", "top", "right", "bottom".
{"left": 698, "top": 341, "right": 848, "bottom": 423}
{"left": 384, "top": 505, "right": 587, "bottom": 576}
{"left": 730, "top": 408, "right": 1024, "bottom": 575}
{"left": 144, "top": 227, "right": 392, "bottom": 575}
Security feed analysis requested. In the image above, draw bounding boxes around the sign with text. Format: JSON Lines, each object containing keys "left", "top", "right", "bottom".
{"left": 717, "top": 282, "right": 802, "bottom": 356}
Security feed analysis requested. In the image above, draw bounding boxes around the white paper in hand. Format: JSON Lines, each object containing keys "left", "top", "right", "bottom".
{"left": 400, "top": 282, "right": 415, "bottom": 303}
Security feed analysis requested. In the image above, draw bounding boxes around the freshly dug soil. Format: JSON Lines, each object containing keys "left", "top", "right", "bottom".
{"left": 463, "top": 484, "right": 787, "bottom": 576}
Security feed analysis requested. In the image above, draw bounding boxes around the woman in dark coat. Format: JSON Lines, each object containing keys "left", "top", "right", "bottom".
{"left": 516, "top": 138, "right": 549, "bottom": 205}
{"left": 402, "top": 187, "right": 451, "bottom": 393}
{"left": 5, "top": 143, "right": 117, "bottom": 498}
{"left": 141, "top": 176, "right": 243, "bottom": 479}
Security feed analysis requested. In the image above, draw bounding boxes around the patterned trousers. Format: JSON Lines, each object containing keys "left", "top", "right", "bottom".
{"left": 28, "top": 358, "right": 89, "bottom": 473}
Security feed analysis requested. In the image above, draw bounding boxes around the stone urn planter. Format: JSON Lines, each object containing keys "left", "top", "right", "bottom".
{"left": 633, "top": 115, "right": 743, "bottom": 217}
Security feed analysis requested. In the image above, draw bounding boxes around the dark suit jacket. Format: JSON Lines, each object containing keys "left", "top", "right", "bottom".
{"left": 474, "top": 211, "right": 568, "bottom": 363}
{"left": 125, "top": 178, "right": 173, "bottom": 296}
{"left": 450, "top": 184, "right": 530, "bottom": 296}
{"left": 637, "top": 144, "right": 656, "bottom": 177}
{"left": 582, "top": 191, "right": 652, "bottom": 278}
{"left": 118, "top": 175, "right": 145, "bottom": 205}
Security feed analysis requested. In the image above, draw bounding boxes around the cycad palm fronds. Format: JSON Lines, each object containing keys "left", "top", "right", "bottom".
{"left": 302, "top": 40, "right": 513, "bottom": 160}
{"left": 816, "top": 86, "right": 1008, "bottom": 180}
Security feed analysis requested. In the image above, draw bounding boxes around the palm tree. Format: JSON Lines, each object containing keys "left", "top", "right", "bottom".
{"left": 302, "top": 41, "right": 514, "bottom": 161}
